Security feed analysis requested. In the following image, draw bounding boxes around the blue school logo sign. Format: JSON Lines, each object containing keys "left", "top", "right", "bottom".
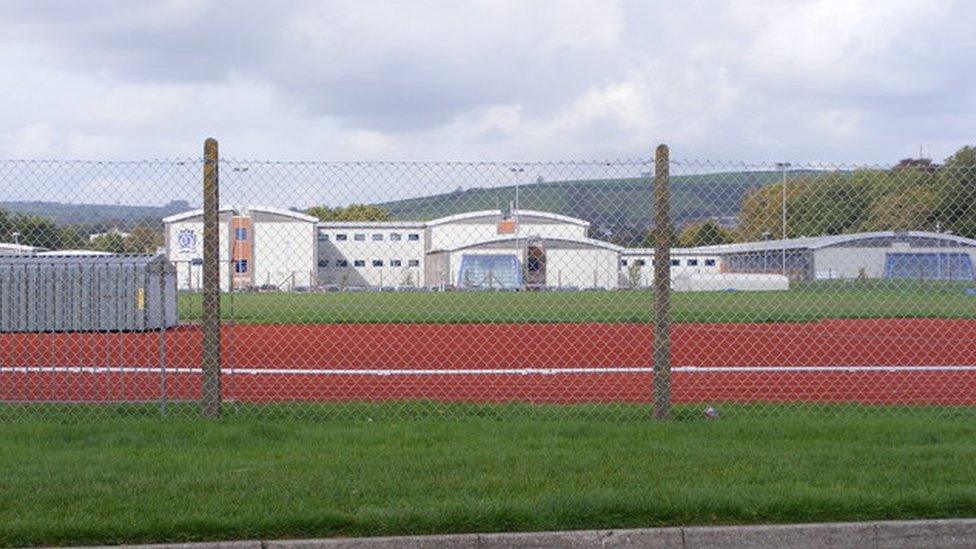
{"left": 177, "top": 229, "right": 198, "bottom": 252}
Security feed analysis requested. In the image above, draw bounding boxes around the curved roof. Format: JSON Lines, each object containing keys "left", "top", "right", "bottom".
{"left": 513, "top": 209, "right": 590, "bottom": 227}
{"left": 426, "top": 209, "right": 590, "bottom": 228}
{"left": 431, "top": 234, "right": 623, "bottom": 253}
{"left": 426, "top": 210, "right": 502, "bottom": 226}
{"left": 247, "top": 205, "right": 319, "bottom": 223}
{"left": 692, "top": 231, "right": 976, "bottom": 255}
{"left": 162, "top": 207, "right": 235, "bottom": 224}
{"left": 163, "top": 205, "right": 317, "bottom": 224}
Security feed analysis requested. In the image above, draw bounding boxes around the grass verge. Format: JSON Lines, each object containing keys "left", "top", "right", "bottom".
{"left": 2, "top": 403, "right": 976, "bottom": 546}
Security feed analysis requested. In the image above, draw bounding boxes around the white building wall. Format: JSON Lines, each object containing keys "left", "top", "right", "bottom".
{"left": 517, "top": 221, "right": 587, "bottom": 240}
{"left": 316, "top": 225, "right": 426, "bottom": 288}
{"left": 619, "top": 251, "right": 722, "bottom": 287}
{"left": 814, "top": 246, "right": 976, "bottom": 279}
{"left": 165, "top": 216, "right": 231, "bottom": 291}
{"left": 253, "top": 221, "right": 316, "bottom": 289}
{"left": 545, "top": 248, "right": 619, "bottom": 289}
{"left": 427, "top": 220, "right": 500, "bottom": 252}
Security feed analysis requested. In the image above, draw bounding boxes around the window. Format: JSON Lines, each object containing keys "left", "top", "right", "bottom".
{"left": 372, "top": 234, "right": 383, "bottom": 241}
{"left": 621, "top": 259, "right": 628, "bottom": 266}
{"left": 336, "top": 259, "right": 349, "bottom": 267}
{"left": 354, "top": 260, "right": 366, "bottom": 267}
{"left": 670, "top": 259, "right": 681, "bottom": 266}
{"left": 372, "top": 260, "right": 383, "bottom": 267}
{"left": 391, "top": 259, "right": 403, "bottom": 267}
{"left": 704, "top": 259, "right": 716, "bottom": 266}
{"left": 335, "top": 234, "right": 348, "bottom": 241}
{"left": 317, "top": 259, "right": 328, "bottom": 268}
{"left": 408, "top": 259, "right": 420, "bottom": 267}
{"left": 687, "top": 259, "right": 699, "bottom": 266}
{"left": 235, "top": 228, "right": 248, "bottom": 241}
{"left": 354, "top": 233, "right": 366, "bottom": 241}
{"left": 408, "top": 233, "right": 420, "bottom": 241}
{"left": 390, "top": 233, "right": 402, "bottom": 241}
{"left": 317, "top": 231, "right": 329, "bottom": 241}
{"left": 636, "top": 259, "right": 646, "bottom": 266}
{"left": 234, "top": 259, "right": 249, "bottom": 273}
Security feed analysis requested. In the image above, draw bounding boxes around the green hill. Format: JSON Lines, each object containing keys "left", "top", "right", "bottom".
{"left": 378, "top": 172, "right": 795, "bottom": 245}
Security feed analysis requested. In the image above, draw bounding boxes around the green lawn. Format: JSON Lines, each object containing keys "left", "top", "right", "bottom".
{"left": 2, "top": 403, "right": 976, "bottom": 547}
{"left": 177, "top": 281, "right": 976, "bottom": 324}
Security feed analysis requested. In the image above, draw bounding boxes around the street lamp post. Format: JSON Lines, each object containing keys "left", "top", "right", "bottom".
{"left": 775, "top": 162, "right": 791, "bottom": 276}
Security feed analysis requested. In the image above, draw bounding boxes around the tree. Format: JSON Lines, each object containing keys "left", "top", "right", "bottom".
{"left": 739, "top": 173, "right": 876, "bottom": 241}
{"left": 125, "top": 226, "right": 163, "bottom": 253}
{"left": 860, "top": 186, "right": 937, "bottom": 232}
{"left": 306, "top": 204, "right": 394, "bottom": 222}
{"left": 934, "top": 145, "right": 976, "bottom": 238}
{"left": 627, "top": 261, "right": 642, "bottom": 288}
{"left": 2, "top": 214, "right": 83, "bottom": 250}
{"left": 677, "top": 220, "right": 735, "bottom": 248}
{"left": 90, "top": 233, "right": 129, "bottom": 254}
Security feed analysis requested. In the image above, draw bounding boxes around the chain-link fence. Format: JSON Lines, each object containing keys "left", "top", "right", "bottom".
{"left": 2, "top": 143, "right": 975, "bottom": 420}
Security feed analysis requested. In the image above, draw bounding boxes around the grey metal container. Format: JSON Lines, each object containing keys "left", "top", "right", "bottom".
{"left": 0, "top": 254, "right": 178, "bottom": 332}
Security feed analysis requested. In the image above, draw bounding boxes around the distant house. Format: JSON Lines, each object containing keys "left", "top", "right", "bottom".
{"left": 88, "top": 228, "right": 131, "bottom": 242}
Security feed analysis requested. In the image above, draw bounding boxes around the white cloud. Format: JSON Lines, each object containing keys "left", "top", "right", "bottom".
{"left": 0, "top": 0, "right": 972, "bottom": 169}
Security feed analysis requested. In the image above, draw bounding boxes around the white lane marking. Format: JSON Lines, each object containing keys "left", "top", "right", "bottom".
{"left": 2, "top": 365, "right": 976, "bottom": 375}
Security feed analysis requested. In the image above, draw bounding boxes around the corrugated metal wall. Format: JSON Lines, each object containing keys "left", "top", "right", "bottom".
{"left": 0, "top": 254, "right": 178, "bottom": 332}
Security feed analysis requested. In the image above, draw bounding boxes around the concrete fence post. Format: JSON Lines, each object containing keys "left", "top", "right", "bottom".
{"left": 653, "top": 144, "right": 672, "bottom": 421}
{"left": 201, "top": 137, "right": 222, "bottom": 418}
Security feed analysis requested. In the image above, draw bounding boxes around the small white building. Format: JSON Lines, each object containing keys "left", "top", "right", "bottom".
{"left": 693, "top": 231, "right": 976, "bottom": 281}
{"left": 163, "top": 206, "right": 317, "bottom": 291}
{"left": 0, "top": 243, "right": 44, "bottom": 256}
{"left": 88, "top": 228, "right": 131, "bottom": 242}
{"left": 619, "top": 248, "right": 722, "bottom": 288}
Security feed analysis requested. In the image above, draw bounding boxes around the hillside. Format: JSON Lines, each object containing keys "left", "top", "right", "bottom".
{"left": 378, "top": 172, "right": 796, "bottom": 243}
{"left": 2, "top": 172, "right": 796, "bottom": 243}
{"left": 0, "top": 200, "right": 192, "bottom": 228}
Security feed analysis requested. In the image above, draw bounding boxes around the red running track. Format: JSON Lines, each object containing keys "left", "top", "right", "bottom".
{"left": 1, "top": 319, "right": 975, "bottom": 405}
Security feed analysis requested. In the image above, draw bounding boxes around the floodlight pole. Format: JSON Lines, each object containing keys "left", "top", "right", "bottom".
{"left": 777, "top": 162, "right": 791, "bottom": 277}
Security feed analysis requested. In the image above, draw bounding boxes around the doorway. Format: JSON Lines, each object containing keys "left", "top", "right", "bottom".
{"left": 524, "top": 245, "right": 546, "bottom": 288}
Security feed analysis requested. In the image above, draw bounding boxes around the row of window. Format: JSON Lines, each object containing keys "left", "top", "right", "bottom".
{"left": 620, "top": 258, "right": 717, "bottom": 267}
{"left": 319, "top": 232, "right": 421, "bottom": 242}
{"left": 318, "top": 259, "right": 421, "bottom": 268}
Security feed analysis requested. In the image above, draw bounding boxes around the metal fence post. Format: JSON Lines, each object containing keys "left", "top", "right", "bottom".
{"left": 158, "top": 260, "right": 168, "bottom": 416}
{"left": 653, "top": 144, "right": 672, "bottom": 421}
{"left": 202, "top": 137, "right": 222, "bottom": 418}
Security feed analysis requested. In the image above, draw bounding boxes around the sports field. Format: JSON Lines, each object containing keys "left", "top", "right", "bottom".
{"left": 178, "top": 281, "right": 976, "bottom": 324}
{"left": 3, "top": 405, "right": 976, "bottom": 547}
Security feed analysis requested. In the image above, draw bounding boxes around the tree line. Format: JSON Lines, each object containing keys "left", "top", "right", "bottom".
{"left": 0, "top": 208, "right": 162, "bottom": 253}
{"left": 653, "top": 145, "right": 976, "bottom": 248}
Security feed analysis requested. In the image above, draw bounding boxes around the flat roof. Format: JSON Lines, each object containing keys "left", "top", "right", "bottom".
{"left": 318, "top": 221, "right": 426, "bottom": 229}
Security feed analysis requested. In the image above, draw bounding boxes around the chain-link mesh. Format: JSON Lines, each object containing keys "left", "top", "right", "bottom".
{"left": 2, "top": 148, "right": 975, "bottom": 420}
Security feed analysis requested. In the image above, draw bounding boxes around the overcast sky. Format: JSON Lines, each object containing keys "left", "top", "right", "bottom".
{"left": 1, "top": 0, "right": 973, "bottom": 164}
